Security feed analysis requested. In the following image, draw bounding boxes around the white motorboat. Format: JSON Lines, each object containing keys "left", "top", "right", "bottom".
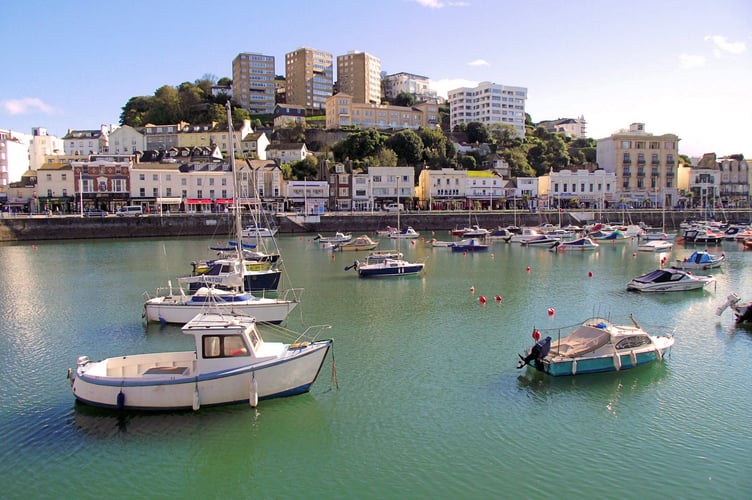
{"left": 627, "top": 268, "right": 716, "bottom": 292}
{"left": 69, "top": 312, "right": 333, "bottom": 410}
{"left": 315, "top": 232, "right": 352, "bottom": 244}
{"left": 637, "top": 240, "right": 674, "bottom": 252}
{"left": 716, "top": 292, "right": 752, "bottom": 323}
{"left": 241, "top": 224, "right": 278, "bottom": 238}
{"left": 334, "top": 234, "right": 379, "bottom": 251}
{"left": 551, "top": 237, "right": 599, "bottom": 251}
{"left": 671, "top": 250, "right": 724, "bottom": 270}
{"left": 519, "top": 234, "right": 560, "bottom": 247}
{"left": 461, "top": 225, "right": 490, "bottom": 238}
{"left": 509, "top": 227, "right": 542, "bottom": 243}
{"left": 389, "top": 226, "right": 420, "bottom": 239}
{"left": 516, "top": 316, "right": 674, "bottom": 376}
{"left": 143, "top": 285, "right": 300, "bottom": 325}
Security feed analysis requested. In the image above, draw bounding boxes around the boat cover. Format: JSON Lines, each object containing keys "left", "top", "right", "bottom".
{"left": 551, "top": 325, "right": 611, "bottom": 357}
{"left": 687, "top": 251, "right": 713, "bottom": 264}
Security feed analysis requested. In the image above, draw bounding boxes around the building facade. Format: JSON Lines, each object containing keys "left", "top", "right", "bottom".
{"left": 383, "top": 72, "right": 436, "bottom": 101}
{"left": 596, "top": 123, "right": 679, "bottom": 208}
{"left": 285, "top": 47, "right": 333, "bottom": 111}
{"left": 448, "top": 81, "right": 528, "bottom": 137}
{"left": 717, "top": 155, "right": 750, "bottom": 208}
{"left": 107, "top": 125, "right": 146, "bottom": 155}
{"left": 232, "top": 52, "right": 276, "bottom": 115}
{"left": 336, "top": 51, "right": 381, "bottom": 104}
{"left": 28, "top": 127, "right": 64, "bottom": 170}
{"left": 537, "top": 116, "right": 587, "bottom": 138}
{"left": 325, "top": 94, "right": 438, "bottom": 130}
{"left": 538, "top": 169, "right": 616, "bottom": 209}
{"left": 62, "top": 125, "right": 111, "bottom": 155}
{"left": 0, "top": 129, "right": 30, "bottom": 189}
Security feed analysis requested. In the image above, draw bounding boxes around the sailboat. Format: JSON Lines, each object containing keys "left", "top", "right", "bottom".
{"left": 348, "top": 177, "right": 425, "bottom": 277}
{"left": 143, "top": 102, "right": 299, "bottom": 324}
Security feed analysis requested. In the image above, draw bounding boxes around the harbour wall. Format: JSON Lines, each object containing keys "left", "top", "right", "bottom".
{"left": 0, "top": 209, "right": 745, "bottom": 242}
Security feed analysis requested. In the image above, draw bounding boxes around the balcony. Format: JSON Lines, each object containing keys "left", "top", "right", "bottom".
{"left": 622, "top": 170, "right": 631, "bottom": 177}
{"left": 651, "top": 168, "right": 660, "bottom": 176}
{"left": 622, "top": 160, "right": 632, "bottom": 165}
{"left": 666, "top": 169, "right": 674, "bottom": 177}
{"left": 637, "top": 169, "right": 645, "bottom": 177}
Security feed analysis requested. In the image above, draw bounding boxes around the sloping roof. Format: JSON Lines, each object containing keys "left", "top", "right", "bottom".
{"left": 266, "top": 142, "right": 306, "bottom": 151}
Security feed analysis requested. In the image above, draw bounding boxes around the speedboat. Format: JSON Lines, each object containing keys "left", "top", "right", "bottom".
{"left": 389, "top": 226, "right": 420, "bottom": 239}
{"left": 487, "top": 226, "right": 515, "bottom": 241}
{"left": 451, "top": 238, "right": 489, "bottom": 252}
{"left": 334, "top": 234, "right": 379, "bottom": 252}
{"left": 637, "top": 240, "right": 673, "bottom": 252}
{"left": 241, "top": 224, "right": 278, "bottom": 238}
{"left": 509, "top": 227, "right": 542, "bottom": 243}
{"left": 429, "top": 238, "right": 455, "bottom": 247}
{"left": 519, "top": 234, "right": 560, "bottom": 247}
{"left": 516, "top": 316, "right": 674, "bottom": 376}
{"left": 551, "top": 237, "right": 599, "bottom": 251}
{"left": 642, "top": 231, "right": 676, "bottom": 241}
{"left": 591, "top": 229, "right": 633, "bottom": 243}
{"left": 143, "top": 285, "right": 300, "bottom": 325}
{"left": 716, "top": 292, "right": 752, "bottom": 323}
{"left": 627, "top": 268, "right": 716, "bottom": 292}
{"left": 461, "top": 225, "right": 490, "bottom": 238}
{"left": 68, "top": 312, "right": 333, "bottom": 410}
{"left": 681, "top": 228, "right": 723, "bottom": 244}
{"left": 671, "top": 250, "right": 724, "bottom": 270}
{"left": 315, "top": 232, "right": 352, "bottom": 244}
{"left": 345, "top": 251, "right": 424, "bottom": 277}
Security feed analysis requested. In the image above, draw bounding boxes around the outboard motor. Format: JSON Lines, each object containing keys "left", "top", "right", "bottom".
{"left": 716, "top": 292, "right": 741, "bottom": 316}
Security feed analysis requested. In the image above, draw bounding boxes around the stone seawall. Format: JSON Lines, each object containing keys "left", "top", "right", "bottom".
{"left": 0, "top": 209, "right": 744, "bottom": 242}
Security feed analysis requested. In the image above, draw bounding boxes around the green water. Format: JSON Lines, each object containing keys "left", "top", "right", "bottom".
{"left": 0, "top": 234, "right": 750, "bottom": 499}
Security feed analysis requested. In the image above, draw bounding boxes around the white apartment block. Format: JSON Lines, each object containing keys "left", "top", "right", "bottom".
{"left": 107, "top": 125, "right": 146, "bottom": 155}
{"left": 285, "top": 47, "right": 333, "bottom": 111}
{"left": 336, "top": 51, "right": 381, "bottom": 104}
{"left": 417, "top": 167, "right": 467, "bottom": 204}
{"left": 538, "top": 169, "right": 617, "bottom": 209}
{"left": 62, "top": 125, "right": 111, "bottom": 155}
{"left": 383, "top": 72, "right": 436, "bottom": 100}
{"left": 0, "top": 129, "right": 30, "bottom": 188}
{"left": 448, "top": 81, "right": 528, "bottom": 137}
{"left": 368, "top": 166, "right": 415, "bottom": 203}
{"left": 232, "top": 52, "right": 276, "bottom": 115}
{"left": 28, "top": 127, "right": 64, "bottom": 170}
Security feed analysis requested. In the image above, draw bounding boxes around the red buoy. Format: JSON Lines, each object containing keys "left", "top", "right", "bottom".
{"left": 548, "top": 308, "right": 555, "bottom": 316}
{"left": 588, "top": 271, "right": 593, "bottom": 277}
{"left": 532, "top": 329, "right": 541, "bottom": 341}
{"left": 526, "top": 266, "right": 531, "bottom": 272}
{"left": 495, "top": 295, "right": 502, "bottom": 302}
{"left": 479, "top": 296, "right": 486, "bottom": 305}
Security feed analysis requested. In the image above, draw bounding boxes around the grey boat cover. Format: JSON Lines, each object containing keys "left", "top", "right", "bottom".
{"left": 551, "top": 325, "right": 611, "bottom": 357}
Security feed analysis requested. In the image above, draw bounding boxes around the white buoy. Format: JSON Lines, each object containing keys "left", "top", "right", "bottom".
{"left": 250, "top": 373, "right": 258, "bottom": 408}
{"left": 192, "top": 387, "right": 200, "bottom": 411}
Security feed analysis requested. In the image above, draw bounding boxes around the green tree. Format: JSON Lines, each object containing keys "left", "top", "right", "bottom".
{"left": 393, "top": 92, "right": 416, "bottom": 107}
{"left": 489, "top": 123, "right": 521, "bottom": 149}
{"left": 386, "top": 129, "right": 424, "bottom": 165}
{"left": 289, "top": 156, "right": 319, "bottom": 180}
{"left": 466, "top": 122, "right": 491, "bottom": 144}
{"left": 333, "top": 129, "right": 386, "bottom": 162}
{"left": 368, "top": 148, "right": 397, "bottom": 167}
{"left": 120, "top": 96, "right": 154, "bottom": 127}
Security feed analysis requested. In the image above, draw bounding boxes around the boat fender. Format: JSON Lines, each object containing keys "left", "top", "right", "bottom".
{"left": 613, "top": 352, "right": 622, "bottom": 371}
{"left": 571, "top": 359, "right": 577, "bottom": 375}
{"left": 655, "top": 346, "right": 663, "bottom": 362}
{"left": 630, "top": 350, "right": 638, "bottom": 367}
{"left": 250, "top": 373, "right": 258, "bottom": 408}
{"left": 192, "top": 387, "right": 200, "bottom": 411}
{"left": 116, "top": 390, "right": 125, "bottom": 409}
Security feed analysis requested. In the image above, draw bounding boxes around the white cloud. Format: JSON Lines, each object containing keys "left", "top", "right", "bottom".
{"left": 678, "top": 53, "right": 706, "bottom": 69}
{"left": 429, "top": 78, "right": 478, "bottom": 97}
{"left": 413, "top": 0, "right": 468, "bottom": 8}
{"left": 1, "top": 97, "right": 56, "bottom": 115}
{"left": 467, "top": 59, "right": 490, "bottom": 67}
{"left": 704, "top": 34, "right": 747, "bottom": 56}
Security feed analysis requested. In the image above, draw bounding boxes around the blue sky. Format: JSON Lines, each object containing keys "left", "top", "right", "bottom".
{"left": 1, "top": 0, "right": 750, "bottom": 158}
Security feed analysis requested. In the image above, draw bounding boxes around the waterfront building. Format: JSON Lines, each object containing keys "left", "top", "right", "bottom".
{"left": 241, "top": 159, "right": 285, "bottom": 212}
{"left": 465, "top": 170, "right": 504, "bottom": 210}
{"left": 351, "top": 172, "right": 373, "bottom": 212}
{"left": 596, "top": 123, "right": 679, "bottom": 208}
{"left": 683, "top": 153, "right": 722, "bottom": 210}
{"left": 383, "top": 72, "right": 437, "bottom": 101}
{"left": 327, "top": 163, "right": 352, "bottom": 211}
{"left": 325, "top": 93, "right": 438, "bottom": 130}
{"left": 107, "top": 125, "right": 145, "bottom": 155}
{"left": 367, "top": 166, "right": 415, "bottom": 209}
{"left": 0, "top": 128, "right": 30, "bottom": 189}
{"left": 717, "top": 155, "right": 750, "bottom": 208}
{"left": 285, "top": 47, "right": 333, "bottom": 111}
{"left": 538, "top": 169, "right": 616, "bottom": 210}
{"left": 28, "top": 127, "right": 64, "bottom": 170}
{"left": 36, "top": 157, "right": 75, "bottom": 213}
{"left": 71, "top": 154, "right": 132, "bottom": 212}
{"left": 232, "top": 52, "right": 276, "bottom": 115}
{"left": 62, "top": 125, "right": 111, "bottom": 155}
{"left": 336, "top": 51, "right": 381, "bottom": 104}
{"left": 143, "top": 123, "right": 183, "bottom": 151}
{"left": 417, "top": 167, "right": 467, "bottom": 210}
{"left": 537, "top": 116, "right": 587, "bottom": 138}
{"left": 448, "top": 81, "right": 528, "bottom": 137}
{"left": 284, "top": 179, "right": 329, "bottom": 213}
{"left": 176, "top": 120, "right": 252, "bottom": 153}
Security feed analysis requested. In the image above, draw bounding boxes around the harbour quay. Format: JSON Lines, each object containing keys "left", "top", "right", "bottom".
{"left": 0, "top": 208, "right": 743, "bottom": 242}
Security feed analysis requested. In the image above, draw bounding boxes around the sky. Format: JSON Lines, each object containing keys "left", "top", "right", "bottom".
{"left": 1, "top": 0, "right": 750, "bottom": 158}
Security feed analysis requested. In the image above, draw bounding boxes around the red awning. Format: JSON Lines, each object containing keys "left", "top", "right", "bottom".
{"left": 215, "top": 198, "right": 234, "bottom": 204}
{"left": 186, "top": 198, "right": 212, "bottom": 205}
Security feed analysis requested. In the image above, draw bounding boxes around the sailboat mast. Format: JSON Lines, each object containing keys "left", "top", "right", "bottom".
{"left": 226, "top": 102, "right": 244, "bottom": 273}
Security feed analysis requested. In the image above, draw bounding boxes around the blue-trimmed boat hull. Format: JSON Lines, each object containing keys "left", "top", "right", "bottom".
{"left": 539, "top": 350, "right": 666, "bottom": 376}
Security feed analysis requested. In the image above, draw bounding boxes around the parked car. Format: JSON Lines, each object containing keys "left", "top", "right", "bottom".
{"left": 383, "top": 203, "right": 404, "bottom": 212}
{"left": 84, "top": 208, "right": 108, "bottom": 217}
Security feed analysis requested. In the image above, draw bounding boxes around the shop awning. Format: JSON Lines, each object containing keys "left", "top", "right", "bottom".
{"left": 186, "top": 198, "right": 212, "bottom": 204}
{"left": 156, "top": 197, "right": 182, "bottom": 205}
{"left": 215, "top": 198, "right": 234, "bottom": 204}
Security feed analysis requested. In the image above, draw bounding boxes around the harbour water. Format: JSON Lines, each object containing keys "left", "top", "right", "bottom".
{"left": 0, "top": 233, "right": 750, "bottom": 498}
